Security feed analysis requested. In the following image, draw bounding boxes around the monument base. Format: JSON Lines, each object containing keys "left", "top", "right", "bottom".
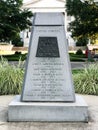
{"left": 8, "top": 95, "right": 88, "bottom": 122}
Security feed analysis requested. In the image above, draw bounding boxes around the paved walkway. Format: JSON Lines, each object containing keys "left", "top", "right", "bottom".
{"left": 71, "top": 62, "right": 87, "bottom": 69}
{"left": 0, "top": 95, "right": 98, "bottom": 130}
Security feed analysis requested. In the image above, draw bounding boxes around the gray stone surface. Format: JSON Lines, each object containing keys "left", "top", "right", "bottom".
{"left": 8, "top": 95, "right": 88, "bottom": 122}
{"left": 0, "top": 95, "right": 98, "bottom": 130}
{"left": 34, "top": 13, "right": 64, "bottom": 25}
{"left": 21, "top": 13, "right": 75, "bottom": 102}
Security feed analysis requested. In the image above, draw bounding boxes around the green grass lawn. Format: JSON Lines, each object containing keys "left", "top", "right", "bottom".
{"left": 69, "top": 53, "right": 86, "bottom": 58}
{"left": 69, "top": 53, "right": 86, "bottom": 62}
{"left": 72, "top": 69, "right": 84, "bottom": 74}
{"left": 0, "top": 53, "right": 27, "bottom": 61}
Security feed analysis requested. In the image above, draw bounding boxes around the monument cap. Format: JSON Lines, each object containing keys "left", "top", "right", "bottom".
{"left": 34, "top": 13, "right": 64, "bottom": 26}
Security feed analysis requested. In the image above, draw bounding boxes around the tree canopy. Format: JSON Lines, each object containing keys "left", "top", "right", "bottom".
{"left": 0, "top": 0, "right": 33, "bottom": 44}
{"left": 66, "top": 0, "right": 98, "bottom": 43}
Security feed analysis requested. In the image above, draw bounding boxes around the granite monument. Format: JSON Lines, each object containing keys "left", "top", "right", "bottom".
{"left": 8, "top": 13, "right": 88, "bottom": 122}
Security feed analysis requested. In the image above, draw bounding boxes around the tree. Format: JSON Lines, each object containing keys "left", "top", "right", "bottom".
{"left": 66, "top": 0, "right": 98, "bottom": 44}
{"left": 0, "top": 0, "right": 33, "bottom": 45}
{"left": 76, "top": 37, "right": 88, "bottom": 46}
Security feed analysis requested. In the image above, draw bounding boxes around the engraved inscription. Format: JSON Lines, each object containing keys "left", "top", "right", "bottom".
{"left": 24, "top": 59, "right": 72, "bottom": 100}
{"left": 36, "top": 37, "right": 60, "bottom": 57}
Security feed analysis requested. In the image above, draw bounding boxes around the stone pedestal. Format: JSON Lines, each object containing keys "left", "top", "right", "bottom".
{"left": 8, "top": 95, "right": 88, "bottom": 122}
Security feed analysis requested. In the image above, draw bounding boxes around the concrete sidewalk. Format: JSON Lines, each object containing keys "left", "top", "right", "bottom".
{"left": 0, "top": 95, "right": 98, "bottom": 130}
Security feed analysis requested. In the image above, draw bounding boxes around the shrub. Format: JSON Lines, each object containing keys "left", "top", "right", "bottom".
{"left": 0, "top": 57, "right": 98, "bottom": 95}
{"left": 76, "top": 49, "right": 83, "bottom": 55}
{"left": 0, "top": 57, "right": 24, "bottom": 95}
{"left": 12, "top": 37, "right": 23, "bottom": 47}
{"left": 15, "top": 51, "right": 22, "bottom": 55}
{"left": 73, "top": 63, "right": 98, "bottom": 95}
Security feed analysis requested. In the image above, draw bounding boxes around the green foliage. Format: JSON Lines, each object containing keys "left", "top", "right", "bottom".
{"left": 15, "top": 51, "right": 22, "bottom": 55}
{"left": 73, "top": 64, "right": 98, "bottom": 95}
{"left": 70, "top": 57, "right": 85, "bottom": 62}
{"left": 0, "top": 0, "right": 33, "bottom": 44}
{"left": 0, "top": 57, "right": 98, "bottom": 95}
{"left": 76, "top": 49, "right": 83, "bottom": 55}
{"left": 0, "top": 57, "right": 24, "bottom": 95}
{"left": 2, "top": 53, "right": 27, "bottom": 61}
{"left": 12, "top": 36, "right": 23, "bottom": 47}
{"left": 72, "top": 69, "right": 84, "bottom": 75}
{"left": 76, "top": 37, "right": 88, "bottom": 46}
{"left": 69, "top": 52, "right": 86, "bottom": 61}
{"left": 69, "top": 53, "right": 86, "bottom": 58}
{"left": 66, "top": 0, "right": 98, "bottom": 42}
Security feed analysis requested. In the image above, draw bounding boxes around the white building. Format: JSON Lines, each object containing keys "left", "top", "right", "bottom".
{"left": 21, "top": 0, "right": 75, "bottom": 47}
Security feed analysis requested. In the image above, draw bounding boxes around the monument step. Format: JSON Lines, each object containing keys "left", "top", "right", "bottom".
{"left": 8, "top": 95, "right": 88, "bottom": 122}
